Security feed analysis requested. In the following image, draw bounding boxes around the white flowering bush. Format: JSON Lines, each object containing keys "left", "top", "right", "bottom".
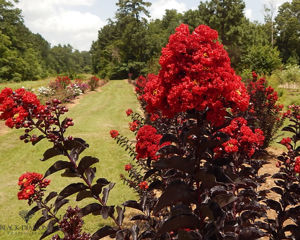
{"left": 67, "top": 84, "right": 83, "bottom": 97}
{"left": 37, "top": 86, "right": 55, "bottom": 97}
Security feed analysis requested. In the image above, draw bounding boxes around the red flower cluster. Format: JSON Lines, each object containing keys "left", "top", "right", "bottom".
{"left": 142, "top": 24, "right": 249, "bottom": 126}
{"left": 135, "top": 75, "right": 147, "bottom": 95}
{"left": 126, "top": 108, "right": 133, "bottom": 116}
{"left": 247, "top": 75, "right": 283, "bottom": 114}
{"left": 110, "top": 130, "right": 119, "bottom": 139}
{"left": 0, "top": 88, "right": 43, "bottom": 128}
{"left": 129, "top": 120, "right": 139, "bottom": 132}
{"left": 124, "top": 164, "right": 132, "bottom": 171}
{"left": 294, "top": 156, "right": 300, "bottom": 174}
{"left": 17, "top": 172, "right": 50, "bottom": 200}
{"left": 50, "top": 76, "right": 71, "bottom": 89}
{"left": 280, "top": 137, "right": 292, "bottom": 150}
{"left": 138, "top": 181, "right": 149, "bottom": 190}
{"left": 216, "top": 117, "right": 265, "bottom": 157}
{"left": 135, "top": 125, "right": 170, "bottom": 160}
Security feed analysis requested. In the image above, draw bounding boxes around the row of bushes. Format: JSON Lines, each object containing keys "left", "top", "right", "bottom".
{"left": 1, "top": 24, "right": 298, "bottom": 240}
{"left": 35, "top": 75, "right": 104, "bottom": 103}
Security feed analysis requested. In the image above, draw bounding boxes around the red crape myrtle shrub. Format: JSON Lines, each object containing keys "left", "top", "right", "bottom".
{"left": 112, "top": 24, "right": 276, "bottom": 239}
{"left": 247, "top": 72, "right": 284, "bottom": 148}
{"left": 262, "top": 105, "right": 300, "bottom": 239}
{"left": 50, "top": 76, "right": 71, "bottom": 90}
{"left": 88, "top": 76, "right": 100, "bottom": 91}
{"left": 3, "top": 24, "right": 299, "bottom": 240}
{"left": 142, "top": 24, "right": 249, "bottom": 126}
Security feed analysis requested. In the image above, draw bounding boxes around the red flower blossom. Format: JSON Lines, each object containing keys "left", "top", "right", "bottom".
{"left": 124, "top": 164, "right": 132, "bottom": 171}
{"left": 136, "top": 125, "right": 170, "bottom": 160}
{"left": 17, "top": 172, "right": 50, "bottom": 201}
{"left": 110, "top": 130, "right": 119, "bottom": 139}
{"left": 126, "top": 108, "right": 133, "bottom": 116}
{"left": 129, "top": 120, "right": 139, "bottom": 132}
{"left": 138, "top": 181, "right": 149, "bottom": 190}
{"left": 141, "top": 24, "right": 249, "bottom": 126}
{"left": 280, "top": 137, "right": 291, "bottom": 146}
{"left": 18, "top": 185, "right": 35, "bottom": 200}
{"left": 294, "top": 156, "right": 300, "bottom": 173}
{"left": 0, "top": 88, "right": 42, "bottom": 128}
{"left": 217, "top": 117, "right": 265, "bottom": 157}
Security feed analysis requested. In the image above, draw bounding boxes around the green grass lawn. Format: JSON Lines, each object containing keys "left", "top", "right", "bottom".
{"left": 0, "top": 80, "right": 140, "bottom": 239}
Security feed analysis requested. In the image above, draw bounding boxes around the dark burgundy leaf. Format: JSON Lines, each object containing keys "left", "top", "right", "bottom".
{"left": 101, "top": 206, "right": 115, "bottom": 219}
{"left": 56, "top": 183, "right": 88, "bottom": 202}
{"left": 241, "top": 210, "right": 265, "bottom": 222}
{"left": 143, "top": 169, "right": 158, "bottom": 180}
{"left": 123, "top": 200, "right": 142, "bottom": 211}
{"left": 213, "top": 193, "right": 237, "bottom": 208}
{"left": 76, "top": 190, "right": 92, "bottom": 201}
{"left": 41, "top": 146, "right": 63, "bottom": 161}
{"left": 25, "top": 206, "right": 41, "bottom": 223}
{"left": 32, "top": 135, "right": 45, "bottom": 146}
{"left": 44, "top": 192, "right": 58, "bottom": 204}
{"left": 178, "top": 230, "right": 203, "bottom": 240}
{"left": 281, "top": 126, "right": 296, "bottom": 133}
{"left": 159, "top": 134, "right": 178, "bottom": 144}
{"left": 61, "top": 168, "right": 81, "bottom": 177}
{"left": 158, "top": 214, "right": 200, "bottom": 234}
{"left": 33, "top": 215, "right": 51, "bottom": 231}
{"left": 154, "top": 181, "right": 196, "bottom": 215}
{"left": 116, "top": 206, "right": 124, "bottom": 226}
{"left": 265, "top": 199, "right": 282, "bottom": 213}
{"left": 194, "top": 170, "right": 218, "bottom": 188}
{"left": 91, "top": 226, "right": 116, "bottom": 240}
{"left": 139, "top": 230, "right": 155, "bottom": 239}
{"left": 158, "top": 144, "right": 181, "bottom": 155}
{"left": 272, "top": 172, "right": 287, "bottom": 180}
{"left": 271, "top": 187, "right": 283, "bottom": 195}
{"left": 77, "top": 156, "right": 99, "bottom": 174}
{"left": 102, "top": 183, "right": 115, "bottom": 205}
{"left": 44, "top": 161, "right": 74, "bottom": 178}
{"left": 130, "top": 214, "right": 150, "bottom": 221}
{"left": 85, "top": 167, "right": 96, "bottom": 185}
{"left": 283, "top": 224, "right": 300, "bottom": 236}
{"left": 64, "top": 138, "right": 89, "bottom": 150}
{"left": 39, "top": 220, "right": 59, "bottom": 240}
{"left": 238, "top": 227, "right": 266, "bottom": 239}
{"left": 153, "top": 156, "right": 194, "bottom": 174}
{"left": 148, "top": 180, "right": 164, "bottom": 191}
{"left": 54, "top": 199, "right": 69, "bottom": 214}
{"left": 79, "top": 203, "right": 102, "bottom": 217}
{"left": 131, "top": 225, "right": 139, "bottom": 240}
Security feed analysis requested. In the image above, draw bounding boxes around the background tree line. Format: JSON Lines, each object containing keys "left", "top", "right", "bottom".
{"left": 0, "top": 0, "right": 92, "bottom": 82}
{"left": 90, "top": 0, "right": 300, "bottom": 79}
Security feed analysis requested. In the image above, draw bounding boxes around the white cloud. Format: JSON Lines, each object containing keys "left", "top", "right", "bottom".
{"left": 245, "top": 8, "right": 253, "bottom": 20}
{"left": 16, "top": 0, "right": 104, "bottom": 51}
{"left": 150, "top": 0, "right": 187, "bottom": 19}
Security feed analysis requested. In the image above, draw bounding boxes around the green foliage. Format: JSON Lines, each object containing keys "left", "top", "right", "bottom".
{"left": 275, "top": 0, "right": 300, "bottom": 64}
{"left": 0, "top": 0, "right": 92, "bottom": 82}
{"left": 241, "top": 44, "right": 282, "bottom": 74}
{"left": 273, "top": 64, "right": 300, "bottom": 84}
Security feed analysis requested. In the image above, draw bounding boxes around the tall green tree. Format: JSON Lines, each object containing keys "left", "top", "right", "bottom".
{"left": 198, "top": 0, "right": 246, "bottom": 67}
{"left": 275, "top": 0, "right": 300, "bottom": 64}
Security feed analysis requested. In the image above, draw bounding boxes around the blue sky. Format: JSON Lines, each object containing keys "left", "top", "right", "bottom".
{"left": 16, "top": 0, "right": 291, "bottom": 51}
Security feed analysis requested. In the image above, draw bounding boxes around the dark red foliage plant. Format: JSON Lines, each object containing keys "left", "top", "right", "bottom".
{"left": 1, "top": 24, "right": 299, "bottom": 240}
{"left": 246, "top": 72, "right": 285, "bottom": 148}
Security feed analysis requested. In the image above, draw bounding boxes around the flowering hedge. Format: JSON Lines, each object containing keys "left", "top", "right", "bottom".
{"left": 1, "top": 24, "right": 299, "bottom": 240}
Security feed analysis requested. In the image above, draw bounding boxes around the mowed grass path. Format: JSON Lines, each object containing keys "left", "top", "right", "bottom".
{"left": 0, "top": 80, "right": 140, "bottom": 239}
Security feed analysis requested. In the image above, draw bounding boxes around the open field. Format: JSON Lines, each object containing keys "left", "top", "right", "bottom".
{"left": 0, "top": 80, "right": 140, "bottom": 239}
